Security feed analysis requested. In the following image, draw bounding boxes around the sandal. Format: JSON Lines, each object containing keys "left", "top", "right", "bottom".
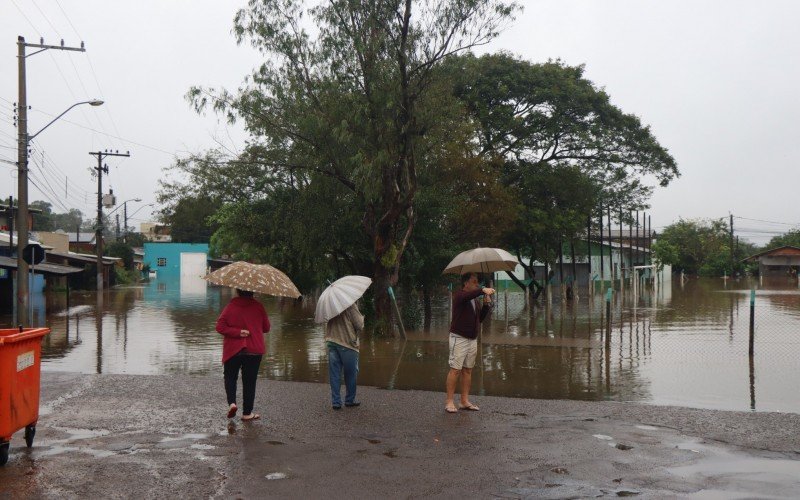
{"left": 241, "top": 413, "right": 261, "bottom": 421}
{"left": 445, "top": 404, "right": 458, "bottom": 414}
{"left": 459, "top": 403, "right": 480, "bottom": 411}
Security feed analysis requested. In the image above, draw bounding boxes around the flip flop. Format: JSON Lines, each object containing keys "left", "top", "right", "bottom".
{"left": 227, "top": 404, "right": 238, "bottom": 419}
{"left": 241, "top": 413, "right": 261, "bottom": 421}
{"left": 459, "top": 403, "right": 480, "bottom": 411}
{"left": 445, "top": 404, "right": 458, "bottom": 414}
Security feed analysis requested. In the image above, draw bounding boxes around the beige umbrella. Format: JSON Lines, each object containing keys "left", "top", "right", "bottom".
{"left": 203, "top": 261, "right": 301, "bottom": 298}
{"left": 442, "top": 247, "right": 519, "bottom": 275}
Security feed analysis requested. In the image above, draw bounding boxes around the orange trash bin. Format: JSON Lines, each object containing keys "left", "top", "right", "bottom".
{"left": 0, "top": 327, "right": 50, "bottom": 466}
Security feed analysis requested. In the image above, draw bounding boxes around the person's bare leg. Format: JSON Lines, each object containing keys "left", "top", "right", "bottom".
{"left": 460, "top": 367, "right": 473, "bottom": 407}
{"left": 445, "top": 368, "right": 461, "bottom": 411}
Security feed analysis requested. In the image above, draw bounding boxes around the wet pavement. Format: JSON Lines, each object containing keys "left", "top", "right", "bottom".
{"left": 1, "top": 372, "right": 799, "bottom": 498}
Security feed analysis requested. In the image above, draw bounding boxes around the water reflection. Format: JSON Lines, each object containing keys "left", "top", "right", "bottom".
{"left": 2, "top": 277, "right": 799, "bottom": 413}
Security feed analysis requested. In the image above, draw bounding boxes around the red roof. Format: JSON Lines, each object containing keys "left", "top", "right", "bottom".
{"left": 743, "top": 245, "right": 800, "bottom": 262}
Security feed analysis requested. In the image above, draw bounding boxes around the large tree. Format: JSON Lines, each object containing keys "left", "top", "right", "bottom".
{"left": 187, "top": 0, "right": 519, "bottom": 332}
{"left": 160, "top": 194, "right": 218, "bottom": 243}
{"left": 764, "top": 229, "right": 800, "bottom": 250}
{"left": 446, "top": 54, "right": 679, "bottom": 291}
{"left": 655, "top": 218, "right": 756, "bottom": 276}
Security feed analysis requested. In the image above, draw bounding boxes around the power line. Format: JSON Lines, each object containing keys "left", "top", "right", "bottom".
{"left": 29, "top": 139, "right": 95, "bottom": 197}
{"left": 733, "top": 215, "right": 798, "bottom": 227}
{"left": 10, "top": 0, "right": 42, "bottom": 35}
{"left": 29, "top": 108, "right": 177, "bottom": 155}
{"left": 50, "top": 0, "right": 125, "bottom": 146}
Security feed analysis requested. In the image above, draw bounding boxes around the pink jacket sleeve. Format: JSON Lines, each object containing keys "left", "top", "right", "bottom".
{"left": 216, "top": 305, "right": 242, "bottom": 338}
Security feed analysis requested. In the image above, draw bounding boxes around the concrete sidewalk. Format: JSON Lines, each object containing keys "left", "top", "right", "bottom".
{"left": 1, "top": 372, "right": 799, "bottom": 498}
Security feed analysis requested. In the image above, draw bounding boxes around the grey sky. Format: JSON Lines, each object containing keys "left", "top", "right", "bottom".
{"left": 2, "top": 0, "right": 798, "bottom": 244}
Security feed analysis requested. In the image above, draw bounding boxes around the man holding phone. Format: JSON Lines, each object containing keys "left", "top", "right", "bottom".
{"left": 444, "top": 272, "right": 495, "bottom": 413}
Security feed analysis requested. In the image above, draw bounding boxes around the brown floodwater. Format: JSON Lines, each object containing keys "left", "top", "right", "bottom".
{"left": 3, "top": 276, "right": 799, "bottom": 413}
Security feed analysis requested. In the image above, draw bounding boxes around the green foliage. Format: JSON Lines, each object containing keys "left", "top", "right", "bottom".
{"left": 124, "top": 232, "right": 147, "bottom": 247}
{"left": 105, "top": 241, "right": 134, "bottom": 269}
{"left": 113, "top": 266, "right": 136, "bottom": 285}
{"left": 168, "top": 0, "right": 520, "bottom": 332}
{"left": 657, "top": 218, "right": 751, "bottom": 276}
{"left": 158, "top": 2, "right": 680, "bottom": 331}
{"left": 650, "top": 240, "right": 679, "bottom": 269}
{"left": 764, "top": 230, "right": 800, "bottom": 250}
{"left": 161, "top": 195, "right": 217, "bottom": 243}
{"left": 29, "top": 200, "right": 54, "bottom": 231}
{"left": 51, "top": 208, "right": 84, "bottom": 232}
{"left": 444, "top": 53, "right": 679, "bottom": 276}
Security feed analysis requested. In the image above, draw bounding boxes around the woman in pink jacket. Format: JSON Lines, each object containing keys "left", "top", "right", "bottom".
{"left": 215, "top": 289, "right": 271, "bottom": 421}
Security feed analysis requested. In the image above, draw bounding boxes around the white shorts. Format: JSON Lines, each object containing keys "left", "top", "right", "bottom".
{"left": 449, "top": 333, "right": 478, "bottom": 370}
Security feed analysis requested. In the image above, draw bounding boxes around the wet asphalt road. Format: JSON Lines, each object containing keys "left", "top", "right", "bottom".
{"left": 1, "top": 372, "right": 800, "bottom": 498}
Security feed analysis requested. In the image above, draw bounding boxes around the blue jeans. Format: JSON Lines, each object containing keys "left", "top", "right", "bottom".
{"left": 328, "top": 343, "right": 359, "bottom": 406}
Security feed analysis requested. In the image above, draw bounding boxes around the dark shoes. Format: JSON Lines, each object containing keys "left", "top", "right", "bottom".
{"left": 332, "top": 401, "right": 360, "bottom": 410}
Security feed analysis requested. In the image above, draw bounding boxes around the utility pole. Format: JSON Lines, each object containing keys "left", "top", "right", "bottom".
{"left": 115, "top": 214, "right": 120, "bottom": 240}
{"left": 6, "top": 196, "right": 13, "bottom": 255}
{"left": 729, "top": 213, "right": 734, "bottom": 269}
{"left": 89, "top": 150, "right": 130, "bottom": 291}
{"left": 123, "top": 202, "right": 128, "bottom": 244}
{"left": 16, "top": 36, "right": 86, "bottom": 327}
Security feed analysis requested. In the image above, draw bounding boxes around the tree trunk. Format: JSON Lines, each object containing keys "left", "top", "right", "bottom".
{"left": 422, "top": 283, "right": 432, "bottom": 331}
{"left": 373, "top": 263, "right": 395, "bottom": 336}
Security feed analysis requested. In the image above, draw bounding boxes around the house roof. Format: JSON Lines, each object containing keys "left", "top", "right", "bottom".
{"left": 591, "top": 229, "right": 657, "bottom": 239}
{"left": 0, "top": 204, "right": 43, "bottom": 215}
{"left": 46, "top": 251, "right": 119, "bottom": 265}
{"left": 62, "top": 232, "right": 97, "bottom": 244}
{"left": 587, "top": 239, "right": 650, "bottom": 254}
{"left": 0, "top": 231, "right": 52, "bottom": 248}
{"left": 0, "top": 255, "right": 83, "bottom": 275}
{"left": 743, "top": 245, "right": 800, "bottom": 262}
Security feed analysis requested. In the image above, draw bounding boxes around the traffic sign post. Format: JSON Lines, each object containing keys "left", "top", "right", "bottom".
{"left": 22, "top": 244, "right": 45, "bottom": 326}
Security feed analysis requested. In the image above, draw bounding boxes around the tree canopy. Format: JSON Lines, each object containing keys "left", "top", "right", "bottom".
{"left": 160, "top": 2, "right": 680, "bottom": 330}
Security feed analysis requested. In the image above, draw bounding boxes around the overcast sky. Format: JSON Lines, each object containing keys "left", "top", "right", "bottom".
{"left": 1, "top": 0, "right": 798, "bottom": 244}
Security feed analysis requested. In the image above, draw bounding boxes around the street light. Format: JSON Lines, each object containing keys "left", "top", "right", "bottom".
{"left": 125, "top": 203, "right": 155, "bottom": 243}
{"left": 28, "top": 100, "right": 104, "bottom": 140}
{"left": 106, "top": 198, "right": 142, "bottom": 243}
{"left": 16, "top": 99, "right": 104, "bottom": 326}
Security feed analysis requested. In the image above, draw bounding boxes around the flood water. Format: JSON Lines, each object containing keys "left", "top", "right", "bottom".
{"left": 4, "top": 276, "right": 799, "bottom": 413}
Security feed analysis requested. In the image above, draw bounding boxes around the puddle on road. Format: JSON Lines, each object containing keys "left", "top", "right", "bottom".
{"left": 159, "top": 433, "right": 209, "bottom": 442}
{"left": 667, "top": 440, "right": 800, "bottom": 495}
{"left": 189, "top": 444, "right": 216, "bottom": 450}
{"left": 671, "top": 441, "right": 800, "bottom": 479}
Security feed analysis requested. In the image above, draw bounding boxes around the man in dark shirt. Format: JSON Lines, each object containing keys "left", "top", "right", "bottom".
{"left": 445, "top": 272, "right": 495, "bottom": 413}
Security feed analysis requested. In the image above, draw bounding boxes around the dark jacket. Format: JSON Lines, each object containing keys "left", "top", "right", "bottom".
{"left": 449, "top": 288, "right": 491, "bottom": 340}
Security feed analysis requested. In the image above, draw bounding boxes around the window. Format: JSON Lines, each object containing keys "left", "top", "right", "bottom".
{"left": 157, "top": 258, "right": 167, "bottom": 267}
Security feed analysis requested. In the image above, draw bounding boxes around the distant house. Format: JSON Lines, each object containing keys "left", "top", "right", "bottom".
{"left": 133, "top": 247, "right": 145, "bottom": 271}
{"left": 743, "top": 246, "right": 800, "bottom": 278}
{"left": 140, "top": 222, "right": 172, "bottom": 242}
{"left": 498, "top": 240, "right": 665, "bottom": 287}
{"left": 0, "top": 203, "right": 42, "bottom": 233}
{"left": 143, "top": 242, "right": 209, "bottom": 280}
{"left": 34, "top": 231, "right": 70, "bottom": 253}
